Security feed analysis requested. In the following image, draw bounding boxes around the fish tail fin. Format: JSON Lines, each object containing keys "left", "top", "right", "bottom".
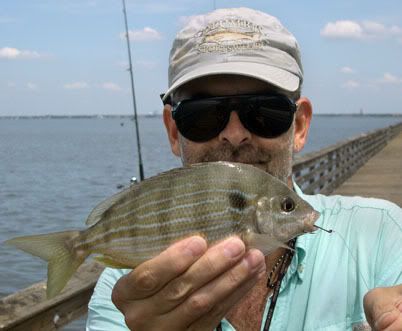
{"left": 5, "top": 230, "right": 85, "bottom": 298}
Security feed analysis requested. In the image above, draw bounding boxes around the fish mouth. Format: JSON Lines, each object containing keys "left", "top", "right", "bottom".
{"left": 304, "top": 210, "right": 321, "bottom": 233}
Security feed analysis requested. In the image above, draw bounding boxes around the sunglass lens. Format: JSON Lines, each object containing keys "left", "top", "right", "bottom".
{"left": 174, "top": 100, "right": 229, "bottom": 142}
{"left": 240, "top": 97, "right": 294, "bottom": 138}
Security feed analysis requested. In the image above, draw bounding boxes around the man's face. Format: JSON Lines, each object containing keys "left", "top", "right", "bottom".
{"left": 164, "top": 75, "right": 310, "bottom": 184}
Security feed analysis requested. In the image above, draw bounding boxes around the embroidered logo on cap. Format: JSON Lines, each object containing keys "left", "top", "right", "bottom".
{"left": 195, "top": 17, "right": 269, "bottom": 54}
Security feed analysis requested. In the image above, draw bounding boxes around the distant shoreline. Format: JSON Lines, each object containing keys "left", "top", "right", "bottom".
{"left": 0, "top": 113, "right": 401, "bottom": 120}
{"left": 0, "top": 114, "right": 160, "bottom": 120}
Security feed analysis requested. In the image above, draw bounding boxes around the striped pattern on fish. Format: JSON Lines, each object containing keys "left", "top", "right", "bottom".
{"left": 5, "top": 161, "right": 320, "bottom": 298}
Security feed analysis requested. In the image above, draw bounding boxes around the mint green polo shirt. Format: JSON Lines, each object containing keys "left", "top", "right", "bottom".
{"left": 86, "top": 187, "right": 402, "bottom": 331}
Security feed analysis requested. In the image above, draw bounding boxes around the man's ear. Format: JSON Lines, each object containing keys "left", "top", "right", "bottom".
{"left": 293, "top": 97, "right": 313, "bottom": 153}
{"left": 163, "top": 104, "right": 181, "bottom": 157}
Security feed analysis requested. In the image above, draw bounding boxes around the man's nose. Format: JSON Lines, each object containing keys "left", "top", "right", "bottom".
{"left": 218, "top": 111, "right": 251, "bottom": 146}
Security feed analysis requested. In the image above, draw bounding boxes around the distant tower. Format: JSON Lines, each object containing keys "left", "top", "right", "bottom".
{"left": 360, "top": 108, "right": 364, "bottom": 116}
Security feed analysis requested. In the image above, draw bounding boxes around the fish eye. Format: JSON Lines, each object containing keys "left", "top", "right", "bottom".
{"left": 281, "top": 197, "right": 295, "bottom": 213}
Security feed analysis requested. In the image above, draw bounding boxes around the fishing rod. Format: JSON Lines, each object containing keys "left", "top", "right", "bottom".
{"left": 121, "top": 0, "right": 145, "bottom": 181}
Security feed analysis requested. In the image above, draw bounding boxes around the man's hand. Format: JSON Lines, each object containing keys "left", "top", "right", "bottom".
{"left": 111, "top": 236, "right": 266, "bottom": 331}
{"left": 363, "top": 284, "right": 402, "bottom": 331}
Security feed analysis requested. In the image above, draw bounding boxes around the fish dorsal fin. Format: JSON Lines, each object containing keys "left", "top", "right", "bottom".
{"left": 85, "top": 186, "right": 133, "bottom": 226}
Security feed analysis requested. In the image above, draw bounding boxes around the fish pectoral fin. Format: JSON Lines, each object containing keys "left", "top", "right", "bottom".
{"left": 244, "top": 232, "right": 293, "bottom": 256}
{"left": 94, "top": 255, "right": 132, "bottom": 269}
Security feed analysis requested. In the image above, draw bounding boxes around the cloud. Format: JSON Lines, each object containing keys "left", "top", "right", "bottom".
{"left": 321, "top": 20, "right": 402, "bottom": 43}
{"left": 340, "top": 66, "right": 355, "bottom": 74}
{"left": 321, "top": 21, "right": 363, "bottom": 39}
{"left": 27, "top": 82, "right": 38, "bottom": 90}
{"left": 379, "top": 73, "right": 402, "bottom": 84}
{"left": 100, "top": 82, "right": 122, "bottom": 91}
{"left": 363, "top": 21, "right": 386, "bottom": 35}
{"left": 120, "top": 27, "right": 162, "bottom": 41}
{"left": 7, "top": 82, "right": 16, "bottom": 88}
{"left": 64, "top": 82, "right": 89, "bottom": 89}
{"left": 0, "top": 47, "right": 42, "bottom": 59}
{"left": 342, "top": 80, "right": 360, "bottom": 89}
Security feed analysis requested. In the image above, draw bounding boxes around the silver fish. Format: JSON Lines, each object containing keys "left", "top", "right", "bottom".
{"left": 6, "top": 161, "right": 320, "bottom": 298}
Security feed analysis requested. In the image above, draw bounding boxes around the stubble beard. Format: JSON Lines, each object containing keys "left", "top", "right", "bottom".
{"left": 178, "top": 130, "right": 295, "bottom": 184}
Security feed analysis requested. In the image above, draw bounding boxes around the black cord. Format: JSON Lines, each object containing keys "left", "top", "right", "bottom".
{"left": 263, "top": 239, "right": 296, "bottom": 331}
{"left": 216, "top": 239, "right": 296, "bottom": 331}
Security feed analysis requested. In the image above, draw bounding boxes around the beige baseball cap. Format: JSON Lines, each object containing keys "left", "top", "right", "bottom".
{"left": 163, "top": 7, "right": 303, "bottom": 101}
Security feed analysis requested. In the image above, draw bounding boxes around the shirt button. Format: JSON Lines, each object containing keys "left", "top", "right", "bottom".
{"left": 297, "top": 264, "right": 304, "bottom": 273}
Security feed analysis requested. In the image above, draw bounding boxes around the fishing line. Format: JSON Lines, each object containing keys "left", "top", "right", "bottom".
{"left": 332, "top": 230, "right": 370, "bottom": 292}
{"left": 313, "top": 225, "right": 333, "bottom": 233}
{"left": 314, "top": 226, "right": 370, "bottom": 292}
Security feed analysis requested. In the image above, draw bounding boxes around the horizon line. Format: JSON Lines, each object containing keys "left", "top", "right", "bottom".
{"left": 1, "top": 113, "right": 402, "bottom": 119}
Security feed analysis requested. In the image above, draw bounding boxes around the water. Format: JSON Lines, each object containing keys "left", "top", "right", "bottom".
{"left": 0, "top": 115, "right": 401, "bottom": 329}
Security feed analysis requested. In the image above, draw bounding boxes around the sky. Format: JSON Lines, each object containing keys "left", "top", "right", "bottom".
{"left": 1, "top": 0, "right": 402, "bottom": 116}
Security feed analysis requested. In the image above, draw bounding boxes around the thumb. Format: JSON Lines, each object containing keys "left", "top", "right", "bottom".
{"left": 363, "top": 286, "right": 402, "bottom": 330}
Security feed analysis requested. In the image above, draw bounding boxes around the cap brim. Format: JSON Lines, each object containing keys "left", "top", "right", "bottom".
{"left": 163, "top": 62, "right": 300, "bottom": 102}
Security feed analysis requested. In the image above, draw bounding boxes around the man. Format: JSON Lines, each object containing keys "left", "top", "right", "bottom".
{"left": 87, "top": 8, "right": 402, "bottom": 331}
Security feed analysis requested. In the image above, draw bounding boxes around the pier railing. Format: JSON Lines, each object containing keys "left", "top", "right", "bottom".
{"left": 293, "top": 121, "right": 402, "bottom": 195}
{"left": 1, "top": 121, "right": 402, "bottom": 330}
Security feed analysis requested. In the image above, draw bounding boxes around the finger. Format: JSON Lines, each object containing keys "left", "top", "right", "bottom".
{"left": 364, "top": 287, "right": 402, "bottom": 331}
{"left": 113, "top": 236, "right": 207, "bottom": 303}
{"left": 153, "top": 236, "right": 246, "bottom": 314}
{"left": 163, "top": 249, "right": 266, "bottom": 329}
{"left": 375, "top": 302, "right": 402, "bottom": 331}
{"left": 189, "top": 250, "right": 267, "bottom": 331}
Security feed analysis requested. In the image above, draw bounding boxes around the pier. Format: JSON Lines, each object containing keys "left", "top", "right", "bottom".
{"left": 1, "top": 122, "right": 401, "bottom": 330}
{"left": 333, "top": 130, "right": 402, "bottom": 206}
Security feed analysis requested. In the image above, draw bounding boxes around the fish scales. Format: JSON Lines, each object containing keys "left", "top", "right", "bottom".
{"left": 77, "top": 189, "right": 255, "bottom": 251}
{"left": 112, "top": 189, "right": 252, "bottom": 222}
{"left": 105, "top": 186, "right": 249, "bottom": 228}
{"left": 5, "top": 161, "right": 320, "bottom": 298}
{"left": 79, "top": 167, "right": 260, "bottom": 252}
{"left": 111, "top": 165, "right": 254, "bottom": 211}
{"left": 89, "top": 220, "right": 242, "bottom": 255}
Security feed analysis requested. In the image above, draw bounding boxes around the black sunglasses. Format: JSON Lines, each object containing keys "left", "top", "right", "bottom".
{"left": 165, "top": 94, "right": 297, "bottom": 142}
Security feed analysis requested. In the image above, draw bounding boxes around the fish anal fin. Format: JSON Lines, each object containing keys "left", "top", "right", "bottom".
{"left": 94, "top": 255, "right": 133, "bottom": 269}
